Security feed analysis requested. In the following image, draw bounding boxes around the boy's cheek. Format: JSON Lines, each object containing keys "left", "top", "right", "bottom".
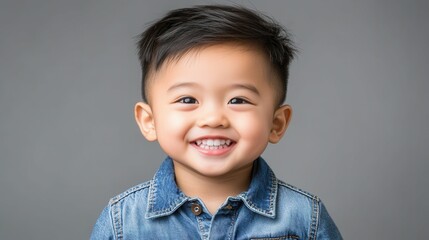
{"left": 153, "top": 111, "right": 190, "bottom": 137}
{"left": 232, "top": 114, "right": 272, "bottom": 139}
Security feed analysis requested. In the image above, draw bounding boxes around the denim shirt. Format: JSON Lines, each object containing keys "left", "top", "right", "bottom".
{"left": 91, "top": 157, "right": 342, "bottom": 240}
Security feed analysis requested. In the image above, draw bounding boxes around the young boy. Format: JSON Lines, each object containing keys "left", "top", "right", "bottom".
{"left": 91, "top": 5, "right": 342, "bottom": 239}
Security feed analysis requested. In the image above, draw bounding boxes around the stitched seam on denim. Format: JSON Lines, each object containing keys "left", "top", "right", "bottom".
{"left": 147, "top": 179, "right": 157, "bottom": 215}
{"left": 269, "top": 171, "right": 278, "bottom": 216}
{"left": 196, "top": 214, "right": 208, "bottom": 240}
{"left": 227, "top": 206, "right": 239, "bottom": 240}
{"left": 278, "top": 178, "right": 322, "bottom": 239}
{"left": 309, "top": 197, "right": 320, "bottom": 240}
{"left": 278, "top": 180, "right": 318, "bottom": 200}
{"left": 106, "top": 205, "right": 117, "bottom": 240}
{"left": 147, "top": 198, "right": 188, "bottom": 217}
{"left": 110, "top": 200, "right": 123, "bottom": 240}
{"left": 145, "top": 175, "right": 189, "bottom": 218}
{"left": 315, "top": 198, "right": 320, "bottom": 240}
{"left": 110, "top": 181, "right": 151, "bottom": 205}
{"left": 146, "top": 191, "right": 188, "bottom": 218}
{"left": 242, "top": 171, "right": 277, "bottom": 217}
{"left": 107, "top": 181, "right": 150, "bottom": 239}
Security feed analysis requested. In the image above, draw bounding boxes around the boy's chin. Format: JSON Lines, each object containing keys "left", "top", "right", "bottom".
{"left": 174, "top": 158, "right": 254, "bottom": 178}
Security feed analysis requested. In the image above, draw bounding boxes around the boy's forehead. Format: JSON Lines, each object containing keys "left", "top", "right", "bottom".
{"left": 156, "top": 43, "right": 272, "bottom": 78}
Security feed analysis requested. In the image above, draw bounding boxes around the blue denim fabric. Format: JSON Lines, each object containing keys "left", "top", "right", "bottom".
{"left": 91, "top": 157, "right": 342, "bottom": 240}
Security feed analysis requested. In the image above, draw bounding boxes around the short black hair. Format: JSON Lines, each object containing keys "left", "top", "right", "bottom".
{"left": 137, "top": 4, "right": 296, "bottom": 105}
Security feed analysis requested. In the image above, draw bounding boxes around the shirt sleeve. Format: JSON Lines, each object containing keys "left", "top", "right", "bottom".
{"left": 316, "top": 201, "right": 343, "bottom": 240}
{"left": 90, "top": 205, "right": 115, "bottom": 240}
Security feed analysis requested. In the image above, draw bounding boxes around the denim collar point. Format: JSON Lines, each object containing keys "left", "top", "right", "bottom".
{"left": 145, "top": 156, "right": 278, "bottom": 219}
{"left": 238, "top": 158, "right": 278, "bottom": 219}
{"left": 145, "top": 158, "right": 189, "bottom": 219}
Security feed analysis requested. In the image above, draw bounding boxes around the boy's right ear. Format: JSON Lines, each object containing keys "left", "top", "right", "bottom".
{"left": 134, "top": 102, "right": 157, "bottom": 141}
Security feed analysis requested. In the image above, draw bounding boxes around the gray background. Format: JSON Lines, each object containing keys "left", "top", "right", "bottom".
{"left": 1, "top": 0, "right": 428, "bottom": 239}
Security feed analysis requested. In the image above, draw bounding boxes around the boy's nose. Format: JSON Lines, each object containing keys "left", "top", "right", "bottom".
{"left": 196, "top": 106, "right": 230, "bottom": 128}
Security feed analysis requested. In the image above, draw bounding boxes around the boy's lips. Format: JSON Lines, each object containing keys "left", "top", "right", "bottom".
{"left": 190, "top": 136, "right": 236, "bottom": 156}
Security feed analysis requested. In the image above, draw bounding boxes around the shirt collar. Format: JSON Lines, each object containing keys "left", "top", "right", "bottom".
{"left": 145, "top": 156, "right": 278, "bottom": 219}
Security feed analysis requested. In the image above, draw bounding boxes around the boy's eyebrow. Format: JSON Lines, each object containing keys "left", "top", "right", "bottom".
{"left": 167, "top": 82, "right": 200, "bottom": 92}
{"left": 230, "top": 83, "right": 260, "bottom": 96}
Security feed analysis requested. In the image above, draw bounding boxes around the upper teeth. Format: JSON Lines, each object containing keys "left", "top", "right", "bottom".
{"left": 196, "top": 139, "right": 232, "bottom": 147}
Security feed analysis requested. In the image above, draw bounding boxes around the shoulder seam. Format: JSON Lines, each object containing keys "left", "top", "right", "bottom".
{"left": 109, "top": 180, "right": 151, "bottom": 206}
{"left": 277, "top": 180, "right": 320, "bottom": 201}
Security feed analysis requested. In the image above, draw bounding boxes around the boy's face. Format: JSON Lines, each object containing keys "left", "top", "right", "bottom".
{"left": 135, "top": 43, "right": 291, "bottom": 179}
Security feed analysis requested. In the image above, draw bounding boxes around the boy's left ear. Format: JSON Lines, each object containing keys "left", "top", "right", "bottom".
{"left": 269, "top": 105, "right": 292, "bottom": 143}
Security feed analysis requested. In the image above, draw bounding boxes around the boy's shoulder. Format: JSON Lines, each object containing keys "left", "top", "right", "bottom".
{"left": 277, "top": 179, "right": 320, "bottom": 202}
{"left": 108, "top": 180, "right": 152, "bottom": 206}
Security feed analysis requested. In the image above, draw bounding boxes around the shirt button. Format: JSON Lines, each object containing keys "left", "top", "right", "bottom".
{"left": 191, "top": 203, "right": 202, "bottom": 216}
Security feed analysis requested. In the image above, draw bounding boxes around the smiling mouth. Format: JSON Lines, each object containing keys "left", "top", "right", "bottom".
{"left": 193, "top": 138, "right": 235, "bottom": 150}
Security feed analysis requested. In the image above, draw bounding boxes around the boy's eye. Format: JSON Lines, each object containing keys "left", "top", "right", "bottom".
{"left": 228, "top": 97, "right": 249, "bottom": 104}
{"left": 177, "top": 97, "right": 198, "bottom": 104}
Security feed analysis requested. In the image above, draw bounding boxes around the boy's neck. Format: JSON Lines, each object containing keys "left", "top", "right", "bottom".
{"left": 173, "top": 162, "right": 253, "bottom": 215}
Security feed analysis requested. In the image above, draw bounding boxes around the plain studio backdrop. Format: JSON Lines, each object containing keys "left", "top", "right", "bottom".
{"left": 1, "top": 0, "right": 428, "bottom": 239}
